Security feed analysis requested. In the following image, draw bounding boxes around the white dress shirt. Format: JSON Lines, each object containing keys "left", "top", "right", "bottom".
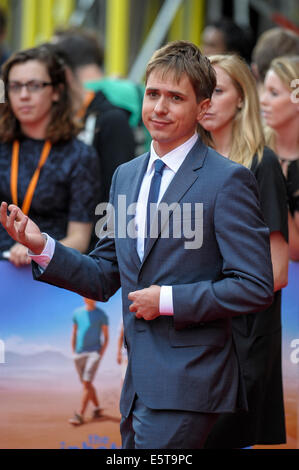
{"left": 30, "top": 134, "right": 199, "bottom": 316}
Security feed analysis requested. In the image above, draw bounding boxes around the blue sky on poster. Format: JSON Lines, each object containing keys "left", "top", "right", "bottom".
{"left": 0, "top": 262, "right": 122, "bottom": 356}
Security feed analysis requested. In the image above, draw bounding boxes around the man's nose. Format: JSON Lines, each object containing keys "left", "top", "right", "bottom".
{"left": 154, "top": 96, "right": 167, "bottom": 114}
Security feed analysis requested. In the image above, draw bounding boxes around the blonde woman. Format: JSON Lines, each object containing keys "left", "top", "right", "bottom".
{"left": 199, "top": 54, "right": 288, "bottom": 448}
{"left": 261, "top": 55, "right": 299, "bottom": 261}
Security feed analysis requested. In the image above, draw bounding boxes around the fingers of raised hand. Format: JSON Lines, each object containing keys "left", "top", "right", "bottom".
{"left": 9, "top": 243, "right": 31, "bottom": 267}
{"left": 18, "top": 214, "right": 29, "bottom": 240}
{"left": 3, "top": 205, "right": 27, "bottom": 241}
{"left": 0, "top": 201, "right": 8, "bottom": 227}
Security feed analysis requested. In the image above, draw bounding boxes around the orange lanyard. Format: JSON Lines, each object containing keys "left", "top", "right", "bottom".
{"left": 76, "top": 90, "right": 95, "bottom": 120}
{"left": 10, "top": 139, "right": 52, "bottom": 215}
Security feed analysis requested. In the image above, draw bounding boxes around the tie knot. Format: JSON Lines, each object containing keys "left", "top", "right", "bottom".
{"left": 154, "top": 159, "right": 165, "bottom": 175}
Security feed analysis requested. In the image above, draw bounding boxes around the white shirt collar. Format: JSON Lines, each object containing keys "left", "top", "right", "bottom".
{"left": 147, "top": 133, "right": 198, "bottom": 174}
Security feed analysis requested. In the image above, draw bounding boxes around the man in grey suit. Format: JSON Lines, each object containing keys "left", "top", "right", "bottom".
{"left": 0, "top": 41, "right": 274, "bottom": 449}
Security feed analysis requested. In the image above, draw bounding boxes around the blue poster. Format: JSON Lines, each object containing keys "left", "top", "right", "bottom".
{"left": 0, "top": 261, "right": 123, "bottom": 449}
{"left": 0, "top": 260, "right": 298, "bottom": 449}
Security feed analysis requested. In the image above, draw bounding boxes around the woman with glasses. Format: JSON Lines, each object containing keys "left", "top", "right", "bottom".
{"left": 198, "top": 54, "right": 288, "bottom": 448}
{"left": 0, "top": 46, "right": 99, "bottom": 265}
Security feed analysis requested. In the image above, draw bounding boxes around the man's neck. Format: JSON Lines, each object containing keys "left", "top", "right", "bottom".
{"left": 152, "top": 133, "right": 198, "bottom": 158}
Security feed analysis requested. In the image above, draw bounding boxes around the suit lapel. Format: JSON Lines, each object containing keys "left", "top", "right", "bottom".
{"left": 141, "top": 139, "right": 208, "bottom": 268}
{"left": 125, "top": 153, "right": 150, "bottom": 270}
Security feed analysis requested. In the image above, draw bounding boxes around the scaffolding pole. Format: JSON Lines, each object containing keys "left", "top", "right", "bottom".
{"left": 38, "top": 0, "right": 54, "bottom": 43}
{"left": 128, "top": 0, "right": 183, "bottom": 82}
{"left": 187, "top": 0, "right": 205, "bottom": 46}
{"left": 105, "top": 0, "right": 130, "bottom": 77}
{"left": 54, "top": 0, "right": 75, "bottom": 26}
{"left": 168, "top": 3, "right": 184, "bottom": 42}
{"left": 21, "top": 0, "right": 38, "bottom": 48}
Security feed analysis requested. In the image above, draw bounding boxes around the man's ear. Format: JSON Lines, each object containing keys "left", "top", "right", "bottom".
{"left": 197, "top": 98, "right": 210, "bottom": 121}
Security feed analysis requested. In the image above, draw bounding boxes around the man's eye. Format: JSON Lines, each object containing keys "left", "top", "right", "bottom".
{"left": 214, "top": 88, "right": 223, "bottom": 94}
{"left": 147, "top": 91, "right": 158, "bottom": 98}
{"left": 172, "top": 95, "right": 182, "bottom": 101}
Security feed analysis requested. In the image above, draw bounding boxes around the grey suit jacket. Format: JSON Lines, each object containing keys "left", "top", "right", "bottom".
{"left": 33, "top": 138, "right": 274, "bottom": 417}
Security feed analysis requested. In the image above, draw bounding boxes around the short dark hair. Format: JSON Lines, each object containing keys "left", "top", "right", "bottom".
{"left": 205, "top": 17, "right": 254, "bottom": 63}
{"left": 51, "top": 27, "right": 104, "bottom": 72}
{"left": 252, "top": 27, "right": 299, "bottom": 81}
{"left": 0, "top": 45, "right": 80, "bottom": 143}
{"left": 145, "top": 40, "right": 216, "bottom": 102}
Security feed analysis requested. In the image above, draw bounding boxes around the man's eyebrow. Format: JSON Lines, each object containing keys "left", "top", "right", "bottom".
{"left": 145, "top": 87, "right": 187, "bottom": 96}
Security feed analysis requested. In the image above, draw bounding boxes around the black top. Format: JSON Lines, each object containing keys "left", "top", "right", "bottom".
{"left": 79, "top": 90, "right": 135, "bottom": 203}
{"left": 78, "top": 90, "right": 135, "bottom": 251}
{"left": 0, "top": 136, "right": 100, "bottom": 254}
{"left": 205, "top": 146, "right": 289, "bottom": 448}
{"left": 251, "top": 147, "right": 289, "bottom": 242}
{"left": 285, "top": 158, "right": 299, "bottom": 215}
{"left": 230, "top": 147, "right": 288, "bottom": 339}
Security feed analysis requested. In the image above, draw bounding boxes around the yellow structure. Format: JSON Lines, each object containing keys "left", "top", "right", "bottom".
{"left": 0, "top": 0, "right": 9, "bottom": 11}
{"left": 168, "top": 3, "right": 185, "bottom": 42}
{"left": 5, "top": 0, "right": 205, "bottom": 77}
{"left": 21, "top": 0, "right": 38, "bottom": 48}
{"left": 187, "top": 0, "right": 205, "bottom": 45}
{"left": 105, "top": 0, "right": 130, "bottom": 77}
{"left": 21, "top": 0, "right": 75, "bottom": 49}
{"left": 169, "top": 0, "right": 204, "bottom": 45}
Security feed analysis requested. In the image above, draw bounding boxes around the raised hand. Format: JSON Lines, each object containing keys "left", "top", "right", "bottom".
{"left": 0, "top": 202, "right": 46, "bottom": 255}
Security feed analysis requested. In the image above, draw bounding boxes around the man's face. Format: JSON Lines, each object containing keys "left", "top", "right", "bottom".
{"left": 142, "top": 69, "right": 210, "bottom": 156}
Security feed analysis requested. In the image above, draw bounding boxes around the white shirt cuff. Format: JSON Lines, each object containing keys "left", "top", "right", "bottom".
{"left": 28, "top": 233, "right": 55, "bottom": 269}
{"left": 159, "top": 285, "right": 174, "bottom": 316}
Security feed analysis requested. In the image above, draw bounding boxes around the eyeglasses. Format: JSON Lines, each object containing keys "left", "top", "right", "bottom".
{"left": 7, "top": 80, "right": 55, "bottom": 93}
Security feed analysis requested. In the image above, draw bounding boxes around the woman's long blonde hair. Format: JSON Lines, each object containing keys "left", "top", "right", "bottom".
{"left": 263, "top": 55, "right": 299, "bottom": 152}
{"left": 198, "top": 54, "right": 264, "bottom": 168}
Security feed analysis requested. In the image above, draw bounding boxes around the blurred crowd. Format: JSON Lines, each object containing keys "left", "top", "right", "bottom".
{"left": 0, "top": 11, "right": 298, "bottom": 265}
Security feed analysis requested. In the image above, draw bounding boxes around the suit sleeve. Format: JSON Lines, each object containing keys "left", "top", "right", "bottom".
{"left": 172, "top": 165, "right": 274, "bottom": 329}
{"left": 32, "top": 168, "right": 121, "bottom": 302}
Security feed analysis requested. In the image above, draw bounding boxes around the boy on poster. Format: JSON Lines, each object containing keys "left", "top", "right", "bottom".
{"left": 69, "top": 297, "right": 109, "bottom": 425}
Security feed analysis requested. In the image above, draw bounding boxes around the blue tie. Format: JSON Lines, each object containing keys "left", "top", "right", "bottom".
{"left": 146, "top": 159, "right": 165, "bottom": 239}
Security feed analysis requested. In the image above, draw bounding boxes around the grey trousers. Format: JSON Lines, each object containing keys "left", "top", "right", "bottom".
{"left": 120, "top": 395, "right": 219, "bottom": 449}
